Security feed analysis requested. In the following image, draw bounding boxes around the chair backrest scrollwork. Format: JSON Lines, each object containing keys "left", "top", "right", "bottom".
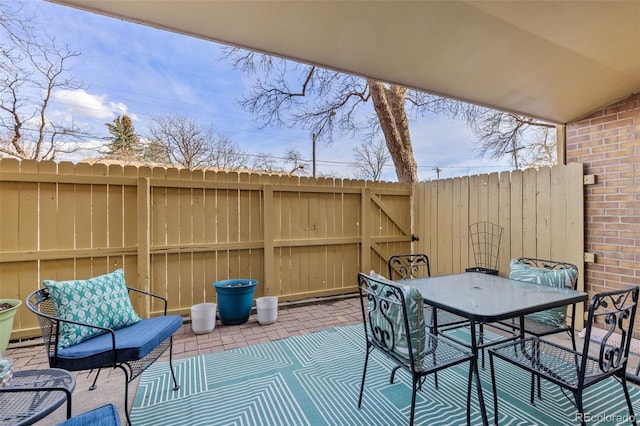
{"left": 582, "top": 286, "right": 639, "bottom": 376}
{"left": 516, "top": 257, "right": 579, "bottom": 290}
{"left": 358, "top": 273, "right": 429, "bottom": 373}
{"left": 388, "top": 254, "right": 430, "bottom": 280}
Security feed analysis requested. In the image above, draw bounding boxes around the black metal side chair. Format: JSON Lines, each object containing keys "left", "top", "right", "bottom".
{"left": 357, "top": 272, "right": 476, "bottom": 425}
{"left": 497, "top": 257, "right": 580, "bottom": 349}
{"left": 480, "top": 257, "right": 579, "bottom": 372}
{"left": 465, "top": 222, "right": 503, "bottom": 275}
{"left": 388, "top": 254, "right": 468, "bottom": 331}
{"left": 27, "top": 286, "right": 182, "bottom": 426}
{"left": 489, "top": 286, "right": 639, "bottom": 426}
{"left": 388, "top": 254, "right": 431, "bottom": 280}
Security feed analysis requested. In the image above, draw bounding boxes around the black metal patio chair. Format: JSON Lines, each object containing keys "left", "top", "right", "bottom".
{"left": 357, "top": 272, "right": 476, "bottom": 425}
{"left": 476, "top": 257, "right": 579, "bottom": 372}
{"left": 497, "top": 257, "right": 580, "bottom": 349}
{"left": 489, "top": 286, "right": 639, "bottom": 426}
{"left": 465, "top": 222, "right": 503, "bottom": 275}
{"left": 388, "top": 254, "right": 468, "bottom": 332}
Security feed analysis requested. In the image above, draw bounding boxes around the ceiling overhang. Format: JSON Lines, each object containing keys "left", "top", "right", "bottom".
{"left": 48, "top": 1, "right": 640, "bottom": 124}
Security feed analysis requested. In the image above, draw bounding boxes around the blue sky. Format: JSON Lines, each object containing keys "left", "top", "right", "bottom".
{"left": 26, "top": 0, "right": 513, "bottom": 181}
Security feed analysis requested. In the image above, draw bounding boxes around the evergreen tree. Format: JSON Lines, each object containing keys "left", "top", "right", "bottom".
{"left": 105, "top": 115, "right": 140, "bottom": 158}
{"left": 142, "top": 139, "right": 170, "bottom": 165}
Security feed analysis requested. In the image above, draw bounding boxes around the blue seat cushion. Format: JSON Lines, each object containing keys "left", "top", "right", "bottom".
{"left": 53, "top": 315, "right": 183, "bottom": 371}
{"left": 57, "top": 403, "right": 121, "bottom": 426}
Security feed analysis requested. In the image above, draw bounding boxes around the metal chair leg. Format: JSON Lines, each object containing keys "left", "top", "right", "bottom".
{"left": 575, "top": 391, "right": 586, "bottom": 426}
{"left": 358, "top": 347, "right": 371, "bottom": 408}
{"left": 114, "top": 365, "right": 132, "bottom": 426}
{"left": 489, "top": 354, "right": 499, "bottom": 426}
{"left": 410, "top": 376, "right": 419, "bottom": 425}
{"left": 169, "top": 338, "right": 180, "bottom": 391}
{"left": 621, "top": 374, "right": 638, "bottom": 426}
{"left": 88, "top": 368, "right": 101, "bottom": 391}
{"left": 466, "top": 362, "right": 473, "bottom": 426}
{"left": 390, "top": 365, "right": 401, "bottom": 384}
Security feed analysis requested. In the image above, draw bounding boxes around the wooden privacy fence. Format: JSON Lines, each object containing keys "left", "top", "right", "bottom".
{"left": 413, "top": 162, "right": 585, "bottom": 325}
{"left": 0, "top": 159, "right": 411, "bottom": 339}
{"left": 0, "top": 159, "right": 586, "bottom": 340}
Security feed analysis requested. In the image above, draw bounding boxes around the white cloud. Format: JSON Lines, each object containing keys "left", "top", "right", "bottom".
{"left": 52, "top": 89, "right": 136, "bottom": 120}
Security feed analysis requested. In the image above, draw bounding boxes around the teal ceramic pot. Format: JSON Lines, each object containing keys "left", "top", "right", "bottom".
{"left": 213, "top": 279, "right": 258, "bottom": 325}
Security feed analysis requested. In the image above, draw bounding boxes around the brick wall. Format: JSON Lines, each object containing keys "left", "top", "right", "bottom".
{"left": 566, "top": 93, "right": 640, "bottom": 303}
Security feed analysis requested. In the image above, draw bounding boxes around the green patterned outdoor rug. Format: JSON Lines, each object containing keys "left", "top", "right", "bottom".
{"left": 131, "top": 325, "right": 640, "bottom": 425}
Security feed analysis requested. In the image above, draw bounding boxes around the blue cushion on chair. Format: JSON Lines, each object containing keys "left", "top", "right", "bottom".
{"left": 53, "top": 315, "right": 183, "bottom": 371}
{"left": 57, "top": 403, "right": 121, "bottom": 426}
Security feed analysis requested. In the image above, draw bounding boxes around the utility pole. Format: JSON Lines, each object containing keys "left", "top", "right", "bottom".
{"left": 311, "top": 111, "right": 335, "bottom": 179}
{"left": 506, "top": 145, "right": 525, "bottom": 169}
{"left": 312, "top": 133, "right": 317, "bottom": 178}
{"left": 433, "top": 167, "right": 442, "bottom": 180}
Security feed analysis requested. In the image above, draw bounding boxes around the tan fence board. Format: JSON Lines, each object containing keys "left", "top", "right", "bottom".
{"left": 75, "top": 181, "right": 92, "bottom": 250}
{"left": 536, "top": 167, "right": 552, "bottom": 259}
{"left": 497, "top": 172, "right": 512, "bottom": 273}
{"left": 39, "top": 163, "right": 58, "bottom": 252}
{"left": 0, "top": 161, "right": 20, "bottom": 257}
{"left": 522, "top": 168, "right": 537, "bottom": 256}
{"left": 509, "top": 170, "right": 524, "bottom": 259}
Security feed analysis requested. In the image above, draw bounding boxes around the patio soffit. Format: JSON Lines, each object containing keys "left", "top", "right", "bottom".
{"left": 48, "top": 1, "right": 640, "bottom": 124}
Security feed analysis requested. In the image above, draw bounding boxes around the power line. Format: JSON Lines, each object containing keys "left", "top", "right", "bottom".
{"left": 13, "top": 126, "right": 512, "bottom": 172}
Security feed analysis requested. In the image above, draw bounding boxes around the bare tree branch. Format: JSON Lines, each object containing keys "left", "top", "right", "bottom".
{"left": 351, "top": 139, "right": 390, "bottom": 181}
{"left": 0, "top": 3, "right": 84, "bottom": 160}
{"left": 147, "top": 114, "right": 249, "bottom": 171}
{"left": 223, "top": 46, "right": 557, "bottom": 181}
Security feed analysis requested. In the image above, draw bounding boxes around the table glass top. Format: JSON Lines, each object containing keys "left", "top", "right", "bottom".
{"left": 401, "top": 272, "right": 587, "bottom": 322}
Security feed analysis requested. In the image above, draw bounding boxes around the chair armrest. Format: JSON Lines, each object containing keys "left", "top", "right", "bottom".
{"left": 32, "top": 308, "right": 116, "bottom": 362}
{"left": 35, "top": 308, "right": 116, "bottom": 341}
{"left": 53, "top": 317, "right": 117, "bottom": 363}
{"left": 127, "top": 287, "right": 169, "bottom": 315}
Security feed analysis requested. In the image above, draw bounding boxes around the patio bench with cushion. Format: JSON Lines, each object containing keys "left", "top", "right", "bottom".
{"left": 27, "top": 269, "right": 182, "bottom": 426}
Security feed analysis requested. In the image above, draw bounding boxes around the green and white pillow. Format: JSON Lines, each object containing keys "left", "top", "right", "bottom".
{"left": 509, "top": 259, "right": 578, "bottom": 327}
{"left": 43, "top": 269, "right": 142, "bottom": 348}
{"left": 367, "top": 271, "right": 428, "bottom": 370}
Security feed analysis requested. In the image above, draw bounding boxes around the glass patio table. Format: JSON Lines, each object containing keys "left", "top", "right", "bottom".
{"left": 0, "top": 368, "right": 76, "bottom": 425}
{"left": 401, "top": 272, "right": 588, "bottom": 426}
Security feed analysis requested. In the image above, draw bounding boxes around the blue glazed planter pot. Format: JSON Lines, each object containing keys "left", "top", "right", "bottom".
{"left": 213, "top": 279, "right": 258, "bottom": 325}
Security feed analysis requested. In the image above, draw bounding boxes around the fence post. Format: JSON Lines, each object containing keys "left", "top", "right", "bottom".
{"left": 137, "top": 177, "right": 151, "bottom": 317}
{"left": 263, "top": 184, "right": 275, "bottom": 295}
{"left": 361, "top": 187, "right": 371, "bottom": 273}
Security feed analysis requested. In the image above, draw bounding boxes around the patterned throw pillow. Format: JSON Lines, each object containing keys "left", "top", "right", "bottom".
{"left": 43, "top": 269, "right": 142, "bottom": 348}
{"left": 367, "top": 271, "right": 427, "bottom": 370}
{"left": 509, "top": 259, "right": 578, "bottom": 327}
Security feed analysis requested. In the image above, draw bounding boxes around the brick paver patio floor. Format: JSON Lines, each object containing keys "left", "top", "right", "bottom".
{"left": 3, "top": 295, "right": 363, "bottom": 425}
